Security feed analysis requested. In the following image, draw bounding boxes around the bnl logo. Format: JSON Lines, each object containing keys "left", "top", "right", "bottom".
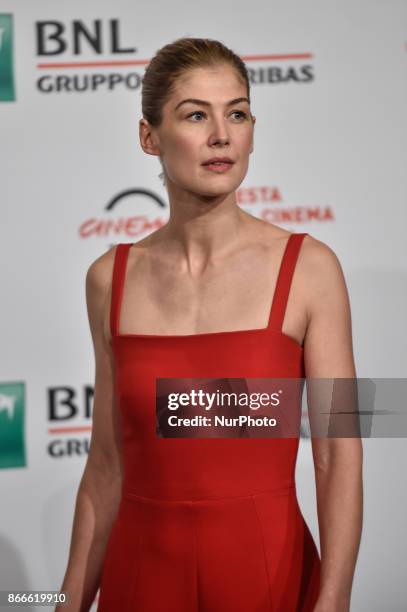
{"left": 0, "top": 383, "right": 26, "bottom": 468}
{"left": 0, "top": 14, "right": 16, "bottom": 101}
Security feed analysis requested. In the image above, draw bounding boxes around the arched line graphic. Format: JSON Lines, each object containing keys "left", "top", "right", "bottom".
{"left": 106, "top": 188, "right": 167, "bottom": 211}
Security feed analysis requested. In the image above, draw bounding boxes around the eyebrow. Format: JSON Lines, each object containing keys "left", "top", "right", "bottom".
{"left": 174, "top": 97, "right": 250, "bottom": 111}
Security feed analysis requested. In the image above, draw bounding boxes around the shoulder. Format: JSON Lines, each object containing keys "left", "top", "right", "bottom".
{"left": 85, "top": 243, "right": 118, "bottom": 297}
{"left": 85, "top": 244, "right": 124, "bottom": 346}
{"left": 85, "top": 244, "right": 119, "bottom": 336}
{"left": 299, "top": 233, "right": 346, "bottom": 289}
{"left": 298, "top": 233, "right": 350, "bottom": 322}
{"left": 258, "top": 223, "right": 344, "bottom": 281}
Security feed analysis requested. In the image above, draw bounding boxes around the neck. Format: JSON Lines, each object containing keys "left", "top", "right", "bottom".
{"left": 159, "top": 188, "right": 251, "bottom": 274}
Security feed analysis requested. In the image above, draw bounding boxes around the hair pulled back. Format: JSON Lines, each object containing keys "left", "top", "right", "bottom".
{"left": 141, "top": 37, "right": 251, "bottom": 128}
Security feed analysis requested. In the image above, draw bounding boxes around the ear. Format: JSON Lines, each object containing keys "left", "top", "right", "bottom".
{"left": 139, "top": 118, "right": 161, "bottom": 157}
{"left": 250, "top": 115, "right": 256, "bottom": 153}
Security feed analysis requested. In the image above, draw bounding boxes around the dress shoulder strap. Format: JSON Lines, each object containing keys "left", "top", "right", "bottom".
{"left": 110, "top": 242, "right": 132, "bottom": 338}
{"left": 268, "top": 233, "right": 308, "bottom": 331}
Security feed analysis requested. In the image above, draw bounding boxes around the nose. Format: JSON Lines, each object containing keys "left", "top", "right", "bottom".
{"left": 211, "top": 135, "right": 229, "bottom": 146}
{"left": 208, "top": 117, "right": 230, "bottom": 147}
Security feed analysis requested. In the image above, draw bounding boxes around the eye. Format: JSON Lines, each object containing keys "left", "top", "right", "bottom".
{"left": 231, "top": 110, "right": 247, "bottom": 120}
{"left": 186, "top": 111, "right": 206, "bottom": 121}
{"left": 186, "top": 110, "right": 248, "bottom": 121}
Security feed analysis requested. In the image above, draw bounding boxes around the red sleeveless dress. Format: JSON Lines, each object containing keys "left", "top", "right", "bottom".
{"left": 96, "top": 232, "right": 320, "bottom": 612}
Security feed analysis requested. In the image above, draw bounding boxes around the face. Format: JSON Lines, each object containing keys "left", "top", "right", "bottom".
{"left": 140, "top": 64, "right": 256, "bottom": 198}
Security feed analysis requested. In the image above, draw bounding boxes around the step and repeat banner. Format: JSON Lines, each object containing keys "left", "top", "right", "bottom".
{"left": 1, "top": 1, "right": 406, "bottom": 610}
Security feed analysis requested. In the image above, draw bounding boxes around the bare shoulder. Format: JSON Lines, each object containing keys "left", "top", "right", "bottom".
{"left": 242, "top": 220, "right": 346, "bottom": 295}
{"left": 300, "top": 232, "right": 342, "bottom": 265}
{"left": 85, "top": 244, "right": 118, "bottom": 345}
{"left": 298, "top": 234, "right": 348, "bottom": 308}
{"left": 264, "top": 230, "right": 349, "bottom": 340}
{"left": 86, "top": 244, "right": 117, "bottom": 293}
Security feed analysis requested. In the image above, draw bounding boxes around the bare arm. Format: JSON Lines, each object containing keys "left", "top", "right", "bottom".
{"left": 303, "top": 239, "right": 363, "bottom": 612}
{"left": 56, "top": 247, "right": 123, "bottom": 612}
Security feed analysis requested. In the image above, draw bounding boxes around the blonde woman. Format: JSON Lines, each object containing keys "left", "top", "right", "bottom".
{"left": 58, "top": 37, "right": 362, "bottom": 612}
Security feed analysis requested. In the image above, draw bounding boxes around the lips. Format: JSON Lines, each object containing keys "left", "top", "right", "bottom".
{"left": 202, "top": 161, "right": 234, "bottom": 173}
{"left": 205, "top": 161, "right": 232, "bottom": 166}
{"left": 202, "top": 157, "right": 234, "bottom": 165}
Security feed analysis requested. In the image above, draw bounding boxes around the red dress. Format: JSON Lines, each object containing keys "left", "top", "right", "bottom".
{"left": 96, "top": 232, "right": 320, "bottom": 611}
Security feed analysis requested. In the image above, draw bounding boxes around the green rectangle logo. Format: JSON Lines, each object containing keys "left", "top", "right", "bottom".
{"left": 0, "top": 14, "right": 16, "bottom": 102}
{"left": 0, "top": 382, "right": 26, "bottom": 468}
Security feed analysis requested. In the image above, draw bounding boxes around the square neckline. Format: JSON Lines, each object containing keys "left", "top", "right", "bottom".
{"left": 116, "top": 327, "right": 304, "bottom": 350}
{"left": 112, "top": 233, "right": 307, "bottom": 350}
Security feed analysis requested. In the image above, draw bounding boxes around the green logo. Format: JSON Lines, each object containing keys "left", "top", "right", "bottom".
{"left": 0, "top": 14, "right": 15, "bottom": 101}
{"left": 0, "top": 382, "right": 26, "bottom": 468}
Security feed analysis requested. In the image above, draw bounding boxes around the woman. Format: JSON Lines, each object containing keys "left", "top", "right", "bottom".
{"left": 58, "top": 37, "right": 363, "bottom": 612}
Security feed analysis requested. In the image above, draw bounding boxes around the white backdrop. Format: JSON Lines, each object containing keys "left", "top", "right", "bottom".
{"left": 1, "top": 1, "right": 407, "bottom": 610}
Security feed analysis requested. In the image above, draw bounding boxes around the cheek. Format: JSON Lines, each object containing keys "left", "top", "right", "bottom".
{"left": 241, "top": 130, "right": 254, "bottom": 150}
{"left": 166, "top": 133, "right": 196, "bottom": 156}
{"left": 163, "top": 136, "right": 200, "bottom": 181}
{"left": 165, "top": 137, "right": 201, "bottom": 179}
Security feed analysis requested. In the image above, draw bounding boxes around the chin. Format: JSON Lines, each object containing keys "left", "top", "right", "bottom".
{"left": 196, "top": 181, "right": 238, "bottom": 198}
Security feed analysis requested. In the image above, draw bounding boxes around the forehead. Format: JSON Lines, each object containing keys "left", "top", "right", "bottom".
{"left": 171, "top": 64, "right": 246, "bottom": 99}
